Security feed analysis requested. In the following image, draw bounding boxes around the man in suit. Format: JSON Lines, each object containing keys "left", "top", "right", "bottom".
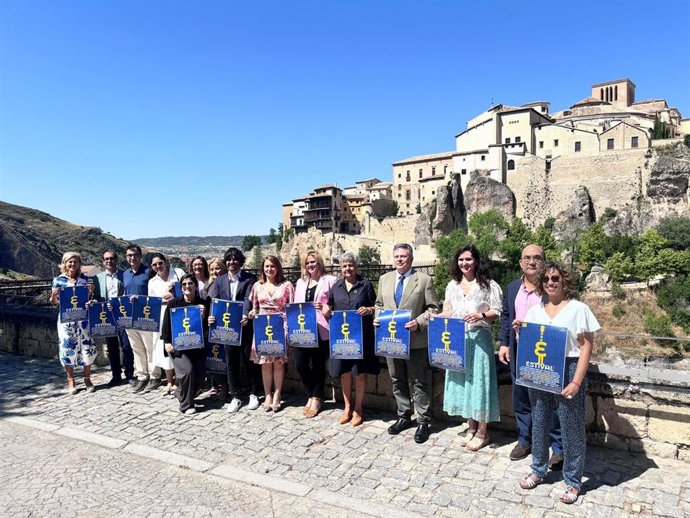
{"left": 92, "top": 250, "right": 135, "bottom": 386}
{"left": 499, "top": 244, "right": 563, "bottom": 468}
{"left": 375, "top": 243, "right": 440, "bottom": 444}
{"left": 208, "top": 247, "right": 261, "bottom": 413}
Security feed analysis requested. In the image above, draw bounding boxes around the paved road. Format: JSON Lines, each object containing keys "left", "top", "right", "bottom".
{"left": 0, "top": 352, "right": 688, "bottom": 517}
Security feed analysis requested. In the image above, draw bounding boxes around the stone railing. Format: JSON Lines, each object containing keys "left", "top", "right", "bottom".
{"left": 1, "top": 304, "right": 688, "bottom": 461}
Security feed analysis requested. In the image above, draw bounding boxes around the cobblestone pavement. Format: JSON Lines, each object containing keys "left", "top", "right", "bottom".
{"left": 0, "top": 352, "right": 688, "bottom": 518}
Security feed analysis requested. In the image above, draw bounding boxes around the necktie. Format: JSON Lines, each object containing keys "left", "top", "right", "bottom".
{"left": 394, "top": 275, "right": 404, "bottom": 307}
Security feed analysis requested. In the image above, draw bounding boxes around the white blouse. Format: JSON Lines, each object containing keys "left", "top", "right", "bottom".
{"left": 524, "top": 300, "right": 600, "bottom": 358}
{"left": 443, "top": 279, "right": 503, "bottom": 330}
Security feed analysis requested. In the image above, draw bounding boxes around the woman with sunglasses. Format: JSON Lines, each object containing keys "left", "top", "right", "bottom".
{"left": 518, "top": 262, "right": 599, "bottom": 505}
{"left": 248, "top": 255, "right": 294, "bottom": 412}
{"left": 438, "top": 244, "right": 502, "bottom": 452}
{"left": 293, "top": 251, "right": 336, "bottom": 418}
{"left": 149, "top": 253, "right": 186, "bottom": 395}
{"left": 161, "top": 273, "right": 210, "bottom": 414}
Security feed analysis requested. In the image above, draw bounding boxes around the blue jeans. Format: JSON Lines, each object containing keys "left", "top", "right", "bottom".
{"left": 528, "top": 358, "right": 586, "bottom": 489}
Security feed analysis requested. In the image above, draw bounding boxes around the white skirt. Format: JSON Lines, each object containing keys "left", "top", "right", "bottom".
{"left": 152, "top": 337, "right": 174, "bottom": 370}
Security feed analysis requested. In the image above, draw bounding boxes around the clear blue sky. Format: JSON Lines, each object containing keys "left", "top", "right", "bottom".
{"left": 1, "top": 0, "right": 688, "bottom": 240}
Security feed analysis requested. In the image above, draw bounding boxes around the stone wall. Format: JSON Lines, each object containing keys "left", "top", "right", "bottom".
{"left": 2, "top": 305, "right": 688, "bottom": 461}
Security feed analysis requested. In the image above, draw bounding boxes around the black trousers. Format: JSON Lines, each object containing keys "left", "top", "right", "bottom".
{"left": 172, "top": 350, "right": 206, "bottom": 412}
{"left": 293, "top": 338, "right": 330, "bottom": 399}
{"left": 225, "top": 322, "right": 262, "bottom": 398}
{"left": 106, "top": 329, "right": 134, "bottom": 380}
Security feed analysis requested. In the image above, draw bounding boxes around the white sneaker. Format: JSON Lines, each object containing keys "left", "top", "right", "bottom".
{"left": 247, "top": 394, "right": 260, "bottom": 410}
{"left": 226, "top": 397, "right": 242, "bottom": 413}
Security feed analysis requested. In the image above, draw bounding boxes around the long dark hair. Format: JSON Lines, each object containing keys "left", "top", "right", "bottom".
{"left": 189, "top": 255, "right": 210, "bottom": 280}
{"left": 450, "top": 244, "right": 492, "bottom": 290}
{"left": 148, "top": 253, "right": 168, "bottom": 280}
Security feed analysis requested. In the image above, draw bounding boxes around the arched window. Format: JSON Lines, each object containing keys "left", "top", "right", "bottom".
{"left": 507, "top": 159, "right": 515, "bottom": 170}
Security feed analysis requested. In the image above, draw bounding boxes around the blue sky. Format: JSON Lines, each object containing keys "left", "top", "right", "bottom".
{"left": 1, "top": 0, "right": 688, "bottom": 240}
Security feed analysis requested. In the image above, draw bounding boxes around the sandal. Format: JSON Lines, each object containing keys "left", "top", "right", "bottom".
{"left": 338, "top": 409, "right": 353, "bottom": 424}
{"left": 519, "top": 473, "right": 545, "bottom": 490}
{"left": 465, "top": 432, "right": 490, "bottom": 451}
{"left": 264, "top": 394, "right": 273, "bottom": 412}
{"left": 164, "top": 383, "right": 175, "bottom": 395}
{"left": 305, "top": 397, "right": 321, "bottom": 418}
{"left": 303, "top": 397, "right": 313, "bottom": 415}
{"left": 559, "top": 486, "right": 579, "bottom": 504}
{"left": 458, "top": 428, "right": 477, "bottom": 447}
{"left": 272, "top": 392, "right": 282, "bottom": 413}
{"left": 83, "top": 377, "right": 96, "bottom": 393}
{"left": 67, "top": 377, "right": 78, "bottom": 395}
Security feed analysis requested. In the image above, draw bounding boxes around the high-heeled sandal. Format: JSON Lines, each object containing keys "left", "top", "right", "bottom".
{"left": 83, "top": 377, "right": 95, "bottom": 393}
{"left": 264, "top": 394, "right": 273, "bottom": 412}
{"left": 67, "top": 377, "right": 78, "bottom": 395}
{"left": 272, "top": 393, "right": 282, "bottom": 413}
{"left": 164, "top": 383, "right": 175, "bottom": 395}
{"left": 305, "top": 397, "right": 321, "bottom": 418}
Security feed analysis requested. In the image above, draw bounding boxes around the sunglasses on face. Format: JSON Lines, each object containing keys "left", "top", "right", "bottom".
{"left": 542, "top": 275, "right": 561, "bottom": 283}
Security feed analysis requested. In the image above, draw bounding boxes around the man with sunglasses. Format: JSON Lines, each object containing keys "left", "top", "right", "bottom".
{"left": 92, "top": 251, "right": 135, "bottom": 386}
{"left": 499, "top": 244, "right": 563, "bottom": 469}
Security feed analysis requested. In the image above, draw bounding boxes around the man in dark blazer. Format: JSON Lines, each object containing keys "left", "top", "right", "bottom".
{"left": 375, "top": 243, "right": 440, "bottom": 444}
{"left": 208, "top": 247, "right": 261, "bottom": 413}
{"left": 499, "top": 244, "right": 563, "bottom": 468}
{"left": 92, "top": 250, "right": 135, "bottom": 386}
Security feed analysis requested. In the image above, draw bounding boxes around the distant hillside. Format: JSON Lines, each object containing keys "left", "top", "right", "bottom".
{"left": 135, "top": 236, "right": 249, "bottom": 247}
{"left": 0, "top": 201, "right": 133, "bottom": 278}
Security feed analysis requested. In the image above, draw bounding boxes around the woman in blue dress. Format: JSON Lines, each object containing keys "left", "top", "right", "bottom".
{"left": 439, "top": 244, "right": 502, "bottom": 451}
{"left": 50, "top": 252, "right": 98, "bottom": 395}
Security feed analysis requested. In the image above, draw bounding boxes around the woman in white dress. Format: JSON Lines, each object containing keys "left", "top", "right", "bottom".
{"left": 148, "top": 253, "right": 186, "bottom": 395}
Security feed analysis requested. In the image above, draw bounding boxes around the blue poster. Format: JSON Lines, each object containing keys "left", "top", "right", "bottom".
{"left": 88, "top": 302, "right": 118, "bottom": 338}
{"left": 206, "top": 342, "right": 227, "bottom": 374}
{"left": 171, "top": 281, "right": 183, "bottom": 298}
{"left": 59, "top": 285, "right": 88, "bottom": 322}
{"left": 170, "top": 305, "right": 205, "bottom": 350}
{"left": 132, "top": 296, "right": 162, "bottom": 332}
{"left": 515, "top": 322, "right": 568, "bottom": 394}
{"left": 329, "top": 310, "right": 364, "bottom": 360}
{"left": 253, "top": 314, "right": 287, "bottom": 357}
{"left": 208, "top": 299, "right": 243, "bottom": 346}
{"left": 375, "top": 309, "right": 412, "bottom": 360}
{"left": 286, "top": 303, "right": 319, "bottom": 348}
{"left": 110, "top": 296, "right": 133, "bottom": 330}
{"left": 427, "top": 317, "right": 466, "bottom": 372}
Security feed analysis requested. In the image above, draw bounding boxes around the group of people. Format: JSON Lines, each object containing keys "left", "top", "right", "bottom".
{"left": 51, "top": 241, "right": 599, "bottom": 505}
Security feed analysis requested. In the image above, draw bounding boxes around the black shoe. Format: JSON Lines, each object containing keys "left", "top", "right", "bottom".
{"left": 106, "top": 377, "right": 123, "bottom": 387}
{"left": 144, "top": 378, "right": 163, "bottom": 393}
{"left": 388, "top": 417, "right": 414, "bottom": 435}
{"left": 549, "top": 453, "right": 564, "bottom": 471}
{"left": 126, "top": 377, "right": 138, "bottom": 386}
{"left": 132, "top": 379, "right": 148, "bottom": 393}
{"left": 510, "top": 443, "right": 532, "bottom": 461}
{"left": 414, "top": 423, "right": 430, "bottom": 444}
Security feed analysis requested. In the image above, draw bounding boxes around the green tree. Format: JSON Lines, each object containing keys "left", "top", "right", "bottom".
{"left": 266, "top": 228, "right": 279, "bottom": 245}
{"left": 633, "top": 230, "right": 669, "bottom": 282}
{"left": 433, "top": 229, "right": 469, "bottom": 298}
{"left": 599, "top": 207, "right": 618, "bottom": 225}
{"left": 657, "top": 216, "right": 690, "bottom": 251}
{"left": 468, "top": 209, "right": 509, "bottom": 258}
{"left": 389, "top": 201, "right": 400, "bottom": 217}
{"left": 242, "top": 235, "right": 262, "bottom": 252}
{"left": 358, "top": 245, "right": 381, "bottom": 267}
{"left": 498, "top": 217, "right": 534, "bottom": 266}
{"left": 657, "top": 275, "right": 690, "bottom": 333}
{"left": 250, "top": 246, "right": 263, "bottom": 269}
{"left": 576, "top": 223, "right": 609, "bottom": 268}
{"left": 532, "top": 225, "right": 560, "bottom": 261}
{"left": 603, "top": 252, "right": 634, "bottom": 282}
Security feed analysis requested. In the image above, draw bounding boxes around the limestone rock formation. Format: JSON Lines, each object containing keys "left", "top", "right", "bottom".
{"left": 553, "top": 186, "right": 595, "bottom": 240}
{"left": 414, "top": 176, "right": 466, "bottom": 245}
{"left": 585, "top": 266, "right": 612, "bottom": 292}
{"left": 464, "top": 174, "right": 515, "bottom": 220}
{"left": 646, "top": 155, "right": 690, "bottom": 199}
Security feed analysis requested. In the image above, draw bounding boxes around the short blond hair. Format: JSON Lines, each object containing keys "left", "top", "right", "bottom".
{"left": 301, "top": 250, "right": 325, "bottom": 278}
{"left": 59, "top": 252, "right": 82, "bottom": 275}
{"left": 208, "top": 257, "right": 227, "bottom": 275}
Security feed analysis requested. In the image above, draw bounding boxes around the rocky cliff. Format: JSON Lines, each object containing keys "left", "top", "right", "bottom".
{"left": 0, "top": 201, "right": 132, "bottom": 278}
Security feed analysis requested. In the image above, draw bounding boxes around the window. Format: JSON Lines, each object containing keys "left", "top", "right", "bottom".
{"left": 461, "top": 169, "right": 467, "bottom": 174}
{"left": 631, "top": 136, "right": 639, "bottom": 148}
{"left": 607, "top": 138, "right": 614, "bottom": 150}
{"left": 515, "top": 136, "right": 521, "bottom": 143}
{"left": 419, "top": 168, "right": 423, "bottom": 179}
{"left": 398, "top": 173, "right": 401, "bottom": 179}
{"left": 481, "top": 155, "right": 485, "bottom": 161}
{"left": 505, "top": 138, "right": 511, "bottom": 144}
{"left": 539, "top": 141, "right": 544, "bottom": 149}
{"left": 398, "top": 184, "right": 402, "bottom": 190}
{"left": 406, "top": 171, "right": 410, "bottom": 181}
{"left": 432, "top": 166, "right": 436, "bottom": 176}
{"left": 398, "top": 193, "right": 401, "bottom": 198}
{"left": 431, "top": 190, "right": 435, "bottom": 195}
{"left": 507, "top": 160, "right": 515, "bottom": 170}
{"left": 574, "top": 141, "right": 581, "bottom": 152}
{"left": 406, "top": 190, "right": 411, "bottom": 201}
{"left": 444, "top": 165, "right": 448, "bottom": 174}
{"left": 554, "top": 139, "right": 559, "bottom": 147}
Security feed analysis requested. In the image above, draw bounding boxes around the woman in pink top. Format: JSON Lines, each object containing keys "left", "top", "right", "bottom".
{"left": 248, "top": 255, "right": 294, "bottom": 412}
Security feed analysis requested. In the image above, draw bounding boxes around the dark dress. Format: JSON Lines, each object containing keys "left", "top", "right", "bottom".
{"left": 328, "top": 275, "right": 380, "bottom": 377}
{"left": 161, "top": 295, "right": 210, "bottom": 412}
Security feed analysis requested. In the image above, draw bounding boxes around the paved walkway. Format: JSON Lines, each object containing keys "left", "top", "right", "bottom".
{"left": 0, "top": 352, "right": 688, "bottom": 517}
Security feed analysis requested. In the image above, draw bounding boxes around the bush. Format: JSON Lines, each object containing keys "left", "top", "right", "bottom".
{"left": 657, "top": 275, "right": 690, "bottom": 332}
{"left": 610, "top": 282, "right": 626, "bottom": 300}
{"left": 643, "top": 311, "right": 676, "bottom": 349}
{"left": 611, "top": 303, "right": 626, "bottom": 318}
{"left": 685, "top": 134, "right": 690, "bottom": 148}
